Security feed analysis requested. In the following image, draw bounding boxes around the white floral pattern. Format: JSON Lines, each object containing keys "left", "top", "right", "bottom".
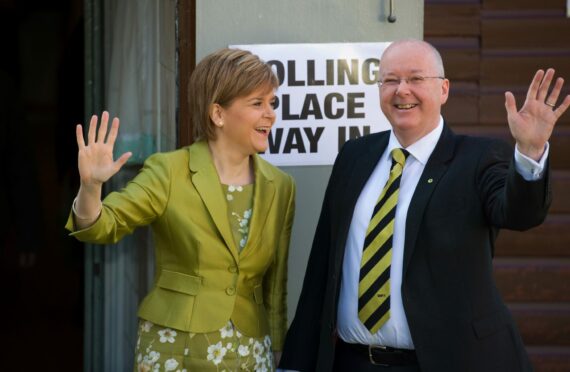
{"left": 142, "top": 320, "right": 153, "bottom": 333}
{"left": 220, "top": 321, "right": 234, "bottom": 339}
{"left": 238, "top": 344, "right": 250, "bottom": 357}
{"left": 232, "top": 208, "right": 252, "bottom": 249}
{"left": 158, "top": 328, "right": 177, "bottom": 344}
{"left": 135, "top": 319, "right": 274, "bottom": 371}
{"left": 207, "top": 341, "right": 227, "bottom": 365}
{"left": 137, "top": 347, "right": 161, "bottom": 372}
{"left": 225, "top": 184, "right": 253, "bottom": 251}
{"left": 164, "top": 358, "right": 179, "bottom": 371}
{"left": 252, "top": 341, "right": 264, "bottom": 359}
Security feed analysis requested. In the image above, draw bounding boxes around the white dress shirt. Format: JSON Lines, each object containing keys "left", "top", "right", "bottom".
{"left": 336, "top": 117, "right": 548, "bottom": 349}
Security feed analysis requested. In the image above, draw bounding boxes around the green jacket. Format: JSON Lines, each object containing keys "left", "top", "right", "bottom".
{"left": 66, "top": 141, "right": 296, "bottom": 349}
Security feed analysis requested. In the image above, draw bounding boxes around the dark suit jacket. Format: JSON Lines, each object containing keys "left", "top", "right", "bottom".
{"left": 280, "top": 125, "right": 551, "bottom": 372}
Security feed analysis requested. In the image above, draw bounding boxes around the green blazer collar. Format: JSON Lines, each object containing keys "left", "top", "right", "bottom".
{"left": 243, "top": 153, "right": 276, "bottom": 259}
{"left": 188, "top": 141, "right": 275, "bottom": 262}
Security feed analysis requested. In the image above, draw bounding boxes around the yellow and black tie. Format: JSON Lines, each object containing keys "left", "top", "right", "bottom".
{"left": 358, "top": 148, "right": 409, "bottom": 334}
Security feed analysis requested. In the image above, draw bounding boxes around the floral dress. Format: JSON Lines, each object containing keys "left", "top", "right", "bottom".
{"left": 134, "top": 184, "right": 275, "bottom": 372}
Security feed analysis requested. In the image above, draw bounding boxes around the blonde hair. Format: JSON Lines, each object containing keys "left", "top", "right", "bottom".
{"left": 189, "top": 48, "right": 279, "bottom": 141}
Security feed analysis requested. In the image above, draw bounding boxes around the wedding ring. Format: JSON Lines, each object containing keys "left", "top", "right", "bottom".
{"left": 545, "top": 101, "right": 556, "bottom": 107}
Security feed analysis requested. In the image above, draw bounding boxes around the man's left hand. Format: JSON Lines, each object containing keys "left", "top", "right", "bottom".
{"left": 505, "top": 68, "right": 570, "bottom": 161}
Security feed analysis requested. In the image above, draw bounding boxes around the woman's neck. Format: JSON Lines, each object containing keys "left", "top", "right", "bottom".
{"left": 208, "top": 140, "right": 254, "bottom": 185}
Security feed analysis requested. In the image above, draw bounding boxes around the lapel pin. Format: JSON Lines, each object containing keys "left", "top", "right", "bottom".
{"left": 427, "top": 178, "right": 433, "bottom": 183}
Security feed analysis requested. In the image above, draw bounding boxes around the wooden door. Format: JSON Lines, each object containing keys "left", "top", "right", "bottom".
{"left": 425, "top": 0, "right": 570, "bottom": 370}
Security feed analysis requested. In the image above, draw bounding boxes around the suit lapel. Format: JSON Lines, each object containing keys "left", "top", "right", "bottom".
{"left": 240, "top": 155, "right": 275, "bottom": 259}
{"left": 189, "top": 141, "right": 239, "bottom": 262}
{"left": 403, "top": 125, "right": 456, "bottom": 275}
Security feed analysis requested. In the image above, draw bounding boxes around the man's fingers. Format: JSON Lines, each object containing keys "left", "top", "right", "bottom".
{"left": 554, "top": 94, "right": 570, "bottom": 120}
{"left": 537, "top": 68, "right": 555, "bottom": 102}
{"left": 545, "top": 77, "right": 564, "bottom": 107}
{"left": 526, "top": 69, "right": 545, "bottom": 102}
{"left": 505, "top": 91, "right": 517, "bottom": 117}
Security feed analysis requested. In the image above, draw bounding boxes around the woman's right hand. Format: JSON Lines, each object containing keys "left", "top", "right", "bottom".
{"left": 76, "top": 111, "right": 132, "bottom": 187}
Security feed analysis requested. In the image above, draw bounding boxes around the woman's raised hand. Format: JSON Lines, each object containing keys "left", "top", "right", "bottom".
{"left": 76, "top": 111, "right": 132, "bottom": 187}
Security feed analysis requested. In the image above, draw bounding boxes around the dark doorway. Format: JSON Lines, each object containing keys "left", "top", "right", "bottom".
{"left": 0, "top": 0, "right": 84, "bottom": 369}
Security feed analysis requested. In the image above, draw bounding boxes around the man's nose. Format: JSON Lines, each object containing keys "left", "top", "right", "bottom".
{"left": 395, "top": 80, "right": 412, "bottom": 94}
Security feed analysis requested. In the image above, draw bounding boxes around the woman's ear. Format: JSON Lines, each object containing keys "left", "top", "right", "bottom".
{"left": 209, "top": 103, "right": 224, "bottom": 127}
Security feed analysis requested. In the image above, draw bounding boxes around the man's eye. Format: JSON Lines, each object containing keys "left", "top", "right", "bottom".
{"left": 383, "top": 78, "right": 399, "bottom": 85}
{"left": 409, "top": 76, "right": 425, "bottom": 84}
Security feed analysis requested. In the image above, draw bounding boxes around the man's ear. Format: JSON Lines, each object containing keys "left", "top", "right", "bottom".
{"left": 440, "top": 78, "right": 450, "bottom": 105}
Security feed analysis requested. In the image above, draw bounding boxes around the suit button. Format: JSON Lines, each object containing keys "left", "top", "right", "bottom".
{"left": 226, "top": 287, "right": 236, "bottom": 295}
{"left": 228, "top": 266, "right": 238, "bottom": 273}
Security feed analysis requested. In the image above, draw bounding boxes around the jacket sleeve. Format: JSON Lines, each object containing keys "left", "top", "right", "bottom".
{"left": 279, "top": 140, "right": 352, "bottom": 371}
{"left": 263, "top": 174, "right": 296, "bottom": 351}
{"left": 65, "top": 152, "right": 171, "bottom": 244}
{"left": 477, "top": 139, "right": 551, "bottom": 231}
{"left": 279, "top": 192, "right": 331, "bottom": 371}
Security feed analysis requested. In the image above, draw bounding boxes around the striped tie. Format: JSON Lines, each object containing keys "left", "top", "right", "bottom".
{"left": 358, "top": 148, "right": 409, "bottom": 334}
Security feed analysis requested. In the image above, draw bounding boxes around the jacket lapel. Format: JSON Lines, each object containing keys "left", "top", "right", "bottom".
{"left": 332, "top": 133, "right": 390, "bottom": 270}
{"left": 240, "top": 155, "right": 275, "bottom": 258}
{"left": 403, "top": 125, "right": 456, "bottom": 276}
{"left": 189, "top": 141, "right": 239, "bottom": 262}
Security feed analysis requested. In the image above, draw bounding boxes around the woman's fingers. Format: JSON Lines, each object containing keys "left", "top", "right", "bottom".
{"left": 76, "top": 124, "right": 86, "bottom": 149}
{"left": 87, "top": 114, "right": 98, "bottom": 144}
{"left": 97, "top": 110, "right": 110, "bottom": 143}
{"left": 106, "top": 117, "right": 120, "bottom": 146}
{"left": 84, "top": 111, "right": 121, "bottom": 146}
{"left": 114, "top": 151, "right": 133, "bottom": 172}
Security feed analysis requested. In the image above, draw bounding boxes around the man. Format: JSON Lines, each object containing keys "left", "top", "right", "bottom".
{"left": 279, "top": 39, "right": 570, "bottom": 372}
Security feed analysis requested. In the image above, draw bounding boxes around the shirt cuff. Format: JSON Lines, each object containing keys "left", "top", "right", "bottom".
{"left": 514, "top": 143, "right": 549, "bottom": 181}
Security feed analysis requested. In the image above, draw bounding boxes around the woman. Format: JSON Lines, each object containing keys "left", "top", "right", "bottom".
{"left": 66, "top": 49, "right": 296, "bottom": 371}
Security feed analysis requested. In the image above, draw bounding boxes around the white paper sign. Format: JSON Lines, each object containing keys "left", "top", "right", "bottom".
{"left": 230, "top": 42, "right": 392, "bottom": 166}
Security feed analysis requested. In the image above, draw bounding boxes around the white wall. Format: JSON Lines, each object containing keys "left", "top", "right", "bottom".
{"left": 196, "top": 0, "right": 424, "bottom": 324}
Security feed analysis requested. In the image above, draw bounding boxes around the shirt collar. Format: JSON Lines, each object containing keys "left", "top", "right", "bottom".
{"left": 387, "top": 116, "right": 444, "bottom": 165}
